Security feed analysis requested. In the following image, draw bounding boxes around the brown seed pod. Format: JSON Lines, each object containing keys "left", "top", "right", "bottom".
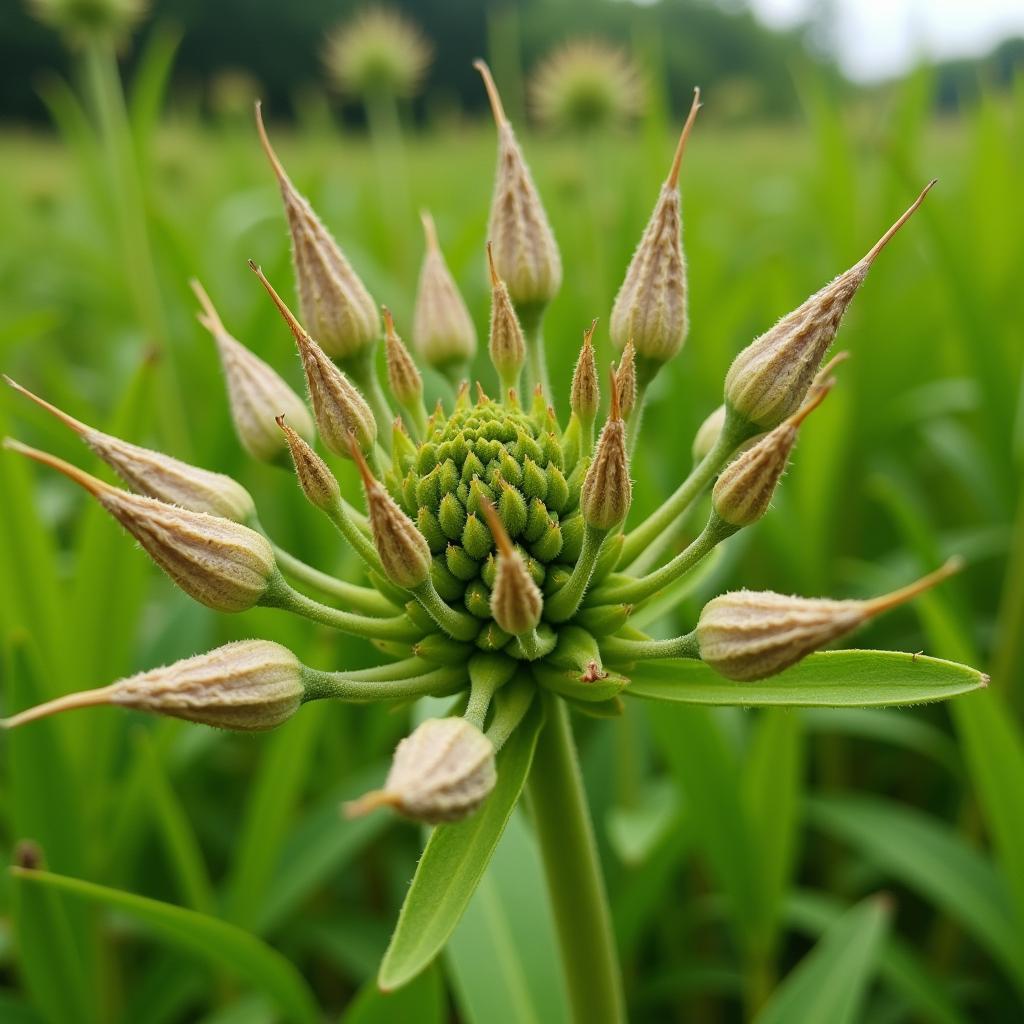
{"left": 614, "top": 338, "right": 638, "bottom": 420}
{"left": 277, "top": 415, "right": 341, "bottom": 512}
{"left": 382, "top": 306, "right": 423, "bottom": 407}
{"left": 480, "top": 497, "right": 543, "bottom": 636}
{"left": 570, "top": 319, "right": 600, "bottom": 422}
{"left": 581, "top": 368, "right": 632, "bottom": 530}
{"left": 486, "top": 241, "right": 526, "bottom": 389}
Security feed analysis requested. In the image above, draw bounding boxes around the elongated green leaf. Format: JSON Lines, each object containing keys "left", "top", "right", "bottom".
{"left": 626, "top": 650, "right": 987, "bottom": 707}
{"left": 808, "top": 795, "right": 1024, "bottom": 992}
{"left": 754, "top": 894, "right": 890, "bottom": 1024}
{"left": 10, "top": 868, "right": 320, "bottom": 1024}
{"left": 378, "top": 698, "right": 544, "bottom": 992}
{"left": 343, "top": 965, "right": 444, "bottom": 1024}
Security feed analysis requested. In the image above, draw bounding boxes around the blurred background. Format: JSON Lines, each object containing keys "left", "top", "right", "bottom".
{"left": 1, "top": 1, "right": 1023, "bottom": 1021}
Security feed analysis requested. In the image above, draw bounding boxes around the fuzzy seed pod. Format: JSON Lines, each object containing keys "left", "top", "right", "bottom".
{"left": 725, "top": 182, "right": 935, "bottom": 429}
{"left": 475, "top": 60, "right": 561, "bottom": 310}
{"left": 350, "top": 438, "right": 432, "bottom": 589}
{"left": 581, "top": 369, "right": 631, "bottom": 529}
{"left": 486, "top": 241, "right": 526, "bottom": 389}
{"left": 3, "top": 641, "right": 304, "bottom": 732}
{"left": 277, "top": 415, "right": 341, "bottom": 511}
{"left": 5, "top": 376, "right": 256, "bottom": 523}
{"left": 697, "top": 559, "right": 962, "bottom": 681}
{"left": 251, "top": 262, "right": 376, "bottom": 458}
{"left": 255, "top": 103, "right": 379, "bottom": 361}
{"left": 382, "top": 307, "right": 423, "bottom": 407}
{"left": 692, "top": 404, "right": 726, "bottom": 463}
{"left": 614, "top": 339, "right": 638, "bottom": 420}
{"left": 480, "top": 498, "right": 543, "bottom": 636}
{"left": 192, "top": 279, "right": 314, "bottom": 464}
{"left": 412, "top": 211, "right": 478, "bottom": 371}
{"left": 570, "top": 320, "right": 600, "bottom": 421}
{"left": 610, "top": 90, "right": 700, "bottom": 366}
{"left": 6, "top": 441, "right": 276, "bottom": 612}
{"left": 347, "top": 717, "right": 496, "bottom": 824}
{"left": 712, "top": 380, "right": 832, "bottom": 527}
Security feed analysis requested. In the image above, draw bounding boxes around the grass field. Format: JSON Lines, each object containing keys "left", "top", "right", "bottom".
{"left": 1, "top": 51, "right": 1023, "bottom": 1022}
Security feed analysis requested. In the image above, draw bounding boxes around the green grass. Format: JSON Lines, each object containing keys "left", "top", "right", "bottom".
{"left": 1, "top": 55, "right": 1023, "bottom": 1022}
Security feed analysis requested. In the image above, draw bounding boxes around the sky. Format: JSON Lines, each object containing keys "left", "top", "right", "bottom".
{"left": 746, "top": 0, "right": 1024, "bottom": 81}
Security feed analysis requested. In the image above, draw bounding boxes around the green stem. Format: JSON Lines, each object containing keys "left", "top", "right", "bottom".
{"left": 509, "top": 625, "right": 557, "bottom": 661}
{"left": 527, "top": 695, "right": 625, "bottom": 1024}
{"left": 465, "top": 654, "right": 517, "bottom": 728}
{"left": 271, "top": 543, "right": 397, "bottom": 615}
{"left": 619, "top": 412, "right": 751, "bottom": 572}
{"left": 412, "top": 580, "right": 480, "bottom": 641}
{"left": 546, "top": 525, "right": 608, "bottom": 622}
{"left": 593, "top": 518, "right": 733, "bottom": 606}
{"left": 519, "top": 305, "right": 552, "bottom": 399}
{"left": 262, "top": 574, "right": 421, "bottom": 641}
{"left": 601, "top": 630, "right": 699, "bottom": 662}
{"left": 326, "top": 498, "right": 387, "bottom": 577}
{"left": 301, "top": 664, "right": 465, "bottom": 704}
{"left": 485, "top": 675, "right": 535, "bottom": 750}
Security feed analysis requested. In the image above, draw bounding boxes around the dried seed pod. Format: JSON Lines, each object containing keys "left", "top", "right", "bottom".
{"left": 581, "top": 369, "right": 631, "bottom": 529}
{"left": 6, "top": 441, "right": 276, "bottom": 613}
{"left": 192, "top": 279, "right": 314, "bottom": 464}
{"left": 4, "top": 376, "right": 256, "bottom": 523}
{"left": 475, "top": 60, "right": 561, "bottom": 309}
{"left": 614, "top": 338, "right": 638, "bottom": 420}
{"left": 486, "top": 241, "right": 526, "bottom": 391}
{"left": 255, "top": 102, "right": 379, "bottom": 360}
{"left": 570, "top": 319, "right": 600, "bottom": 422}
{"left": 480, "top": 498, "right": 543, "bottom": 636}
{"left": 346, "top": 717, "right": 496, "bottom": 824}
{"left": 251, "top": 262, "right": 376, "bottom": 458}
{"left": 610, "top": 89, "right": 700, "bottom": 367}
{"left": 350, "top": 436, "right": 432, "bottom": 589}
{"left": 412, "top": 210, "right": 478, "bottom": 371}
{"left": 277, "top": 415, "right": 340, "bottom": 511}
{"left": 712, "top": 380, "right": 833, "bottom": 527}
{"left": 692, "top": 404, "right": 726, "bottom": 462}
{"left": 3, "top": 641, "right": 304, "bottom": 732}
{"left": 382, "top": 306, "right": 423, "bottom": 407}
{"left": 725, "top": 182, "right": 935, "bottom": 429}
{"left": 697, "top": 558, "right": 962, "bottom": 681}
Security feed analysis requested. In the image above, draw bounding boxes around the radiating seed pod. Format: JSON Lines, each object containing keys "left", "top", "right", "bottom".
{"left": 4, "top": 376, "right": 255, "bottom": 523}
{"left": 570, "top": 319, "right": 600, "bottom": 422}
{"left": 382, "top": 306, "right": 423, "bottom": 407}
{"left": 276, "top": 415, "right": 340, "bottom": 512}
{"left": 692, "top": 404, "right": 726, "bottom": 463}
{"left": 712, "top": 380, "right": 833, "bottom": 528}
{"left": 251, "top": 262, "right": 376, "bottom": 458}
{"left": 725, "top": 182, "right": 935, "bottom": 430}
{"left": 609, "top": 89, "right": 700, "bottom": 368}
{"left": 192, "top": 279, "right": 314, "bottom": 464}
{"left": 2, "top": 641, "right": 304, "bottom": 732}
{"left": 346, "top": 717, "right": 496, "bottom": 824}
{"left": 475, "top": 60, "right": 561, "bottom": 310}
{"left": 697, "top": 558, "right": 963, "bottom": 681}
{"left": 6, "top": 441, "right": 276, "bottom": 612}
{"left": 581, "top": 369, "right": 631, "bottom": 529}
{"left": 255, "top": 102, "right": 379, "bottom": 360}
{"left": 412, "top": 210, "right": 478, "bottom": 372}
{"left": 486, "top": 241, "right": 526, "bottom": 391}
{"left": 614, "top": 339, "right": 637, "bottom": 419}
{"left": 349, "top": 437, "right": 432, "bottom": 589}
{"left": 480, "top": 498, "right": 543, "bottom": 636}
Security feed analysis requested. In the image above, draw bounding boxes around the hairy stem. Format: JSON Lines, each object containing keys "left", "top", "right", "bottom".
{"left": 519, "top": 304, "right": 552, "bottom": 399}
{"left": 301, "top": 664, "right": 465, "bottom": 704}
{"left": 271, "top": 543, "right": 397, "bottom": 615}
{"left": 546, "top": 525, "right": 608, "bottom": 622}
{"left": 526, "top": 694, "right": 625, "bottom": 1024}
{"left": 412, "top": 580, "right": 480, "bottom": 641}
{"left": 601, "top": 630, "right": 699, "bottom": 662}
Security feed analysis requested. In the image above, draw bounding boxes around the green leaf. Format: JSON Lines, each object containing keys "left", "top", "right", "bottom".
{"left": 10, "top": 868, "right": 321, "bottom": 1024}
{"left": 754, "top": 894, "right": 890, "bottom": 1024}
{"left": 626, "top": 650, "right": 987, "bottom": 707}
{"left": 342, "top": 964, "right": 444, "bottom": 1024}
{"left": 378, "top": 697, "right": 544, "bottom": 992}
{"left": 808, "top": 795, "right": 1024, "bottom": 992}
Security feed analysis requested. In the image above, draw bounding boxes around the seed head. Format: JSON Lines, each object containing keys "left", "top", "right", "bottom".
{"left": 255, "top": 103, "right": 379, "bottom": 361}
{"left": 570, "top": 319, "right": 600, "bottom": 422}
{"left": 610, "top": 89, "right": 700, "bottom": 367}
{"left": 6, "top": 441, "right": 276, "bottom": 613}
{"left": 581, "top": 370, "right": 631, "bottom": 529}
{"left": 475, "top": 59, "right": 562, "bottom": 310}
{"left": 480, "top": 498, "right": 543, "bottom": 636}
{"left": 614, "top": 338, "right": 637, "bottom": 420}
{"left": 412, "top": 210, "right": 477, "bottom": 372}
{"left": 350, "top": 436, "right": 432, "bottom": 589}
{"left": 725, "top": 181, "right": 935, "bottom": 430}
{"left": 712, "top": 379, "right": 833, "bottom": 528}
{"left": 30, "top": 0, "right": 146, "bottom": 45}
{"left": 347, "top": 717, "right": 496, "bottom": 824}
{"left": 192, "top": 278, "right": 314, "bottom": 464}
{"left": 697, "top": 558, "right": 962, "bottom": 681}
{"left": 382, "top": 306, "right": 423, "bottom": 407}
{"left": 251, "top": 262, "right": 376, "bottom": 458}
{"left": 692, "top": 404, "right": 726, "bottom": 462}
{"left": 4, "top": 376, "right": 256, "bottom": 523}
{"left": 277, "top": 415, "right": 341, "bottom": 512}
{"left": 2, "top": 640, "right": 304, "bottom": 732}
{"left": 486, "top": 242, "right": 526, "bottom": 390}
